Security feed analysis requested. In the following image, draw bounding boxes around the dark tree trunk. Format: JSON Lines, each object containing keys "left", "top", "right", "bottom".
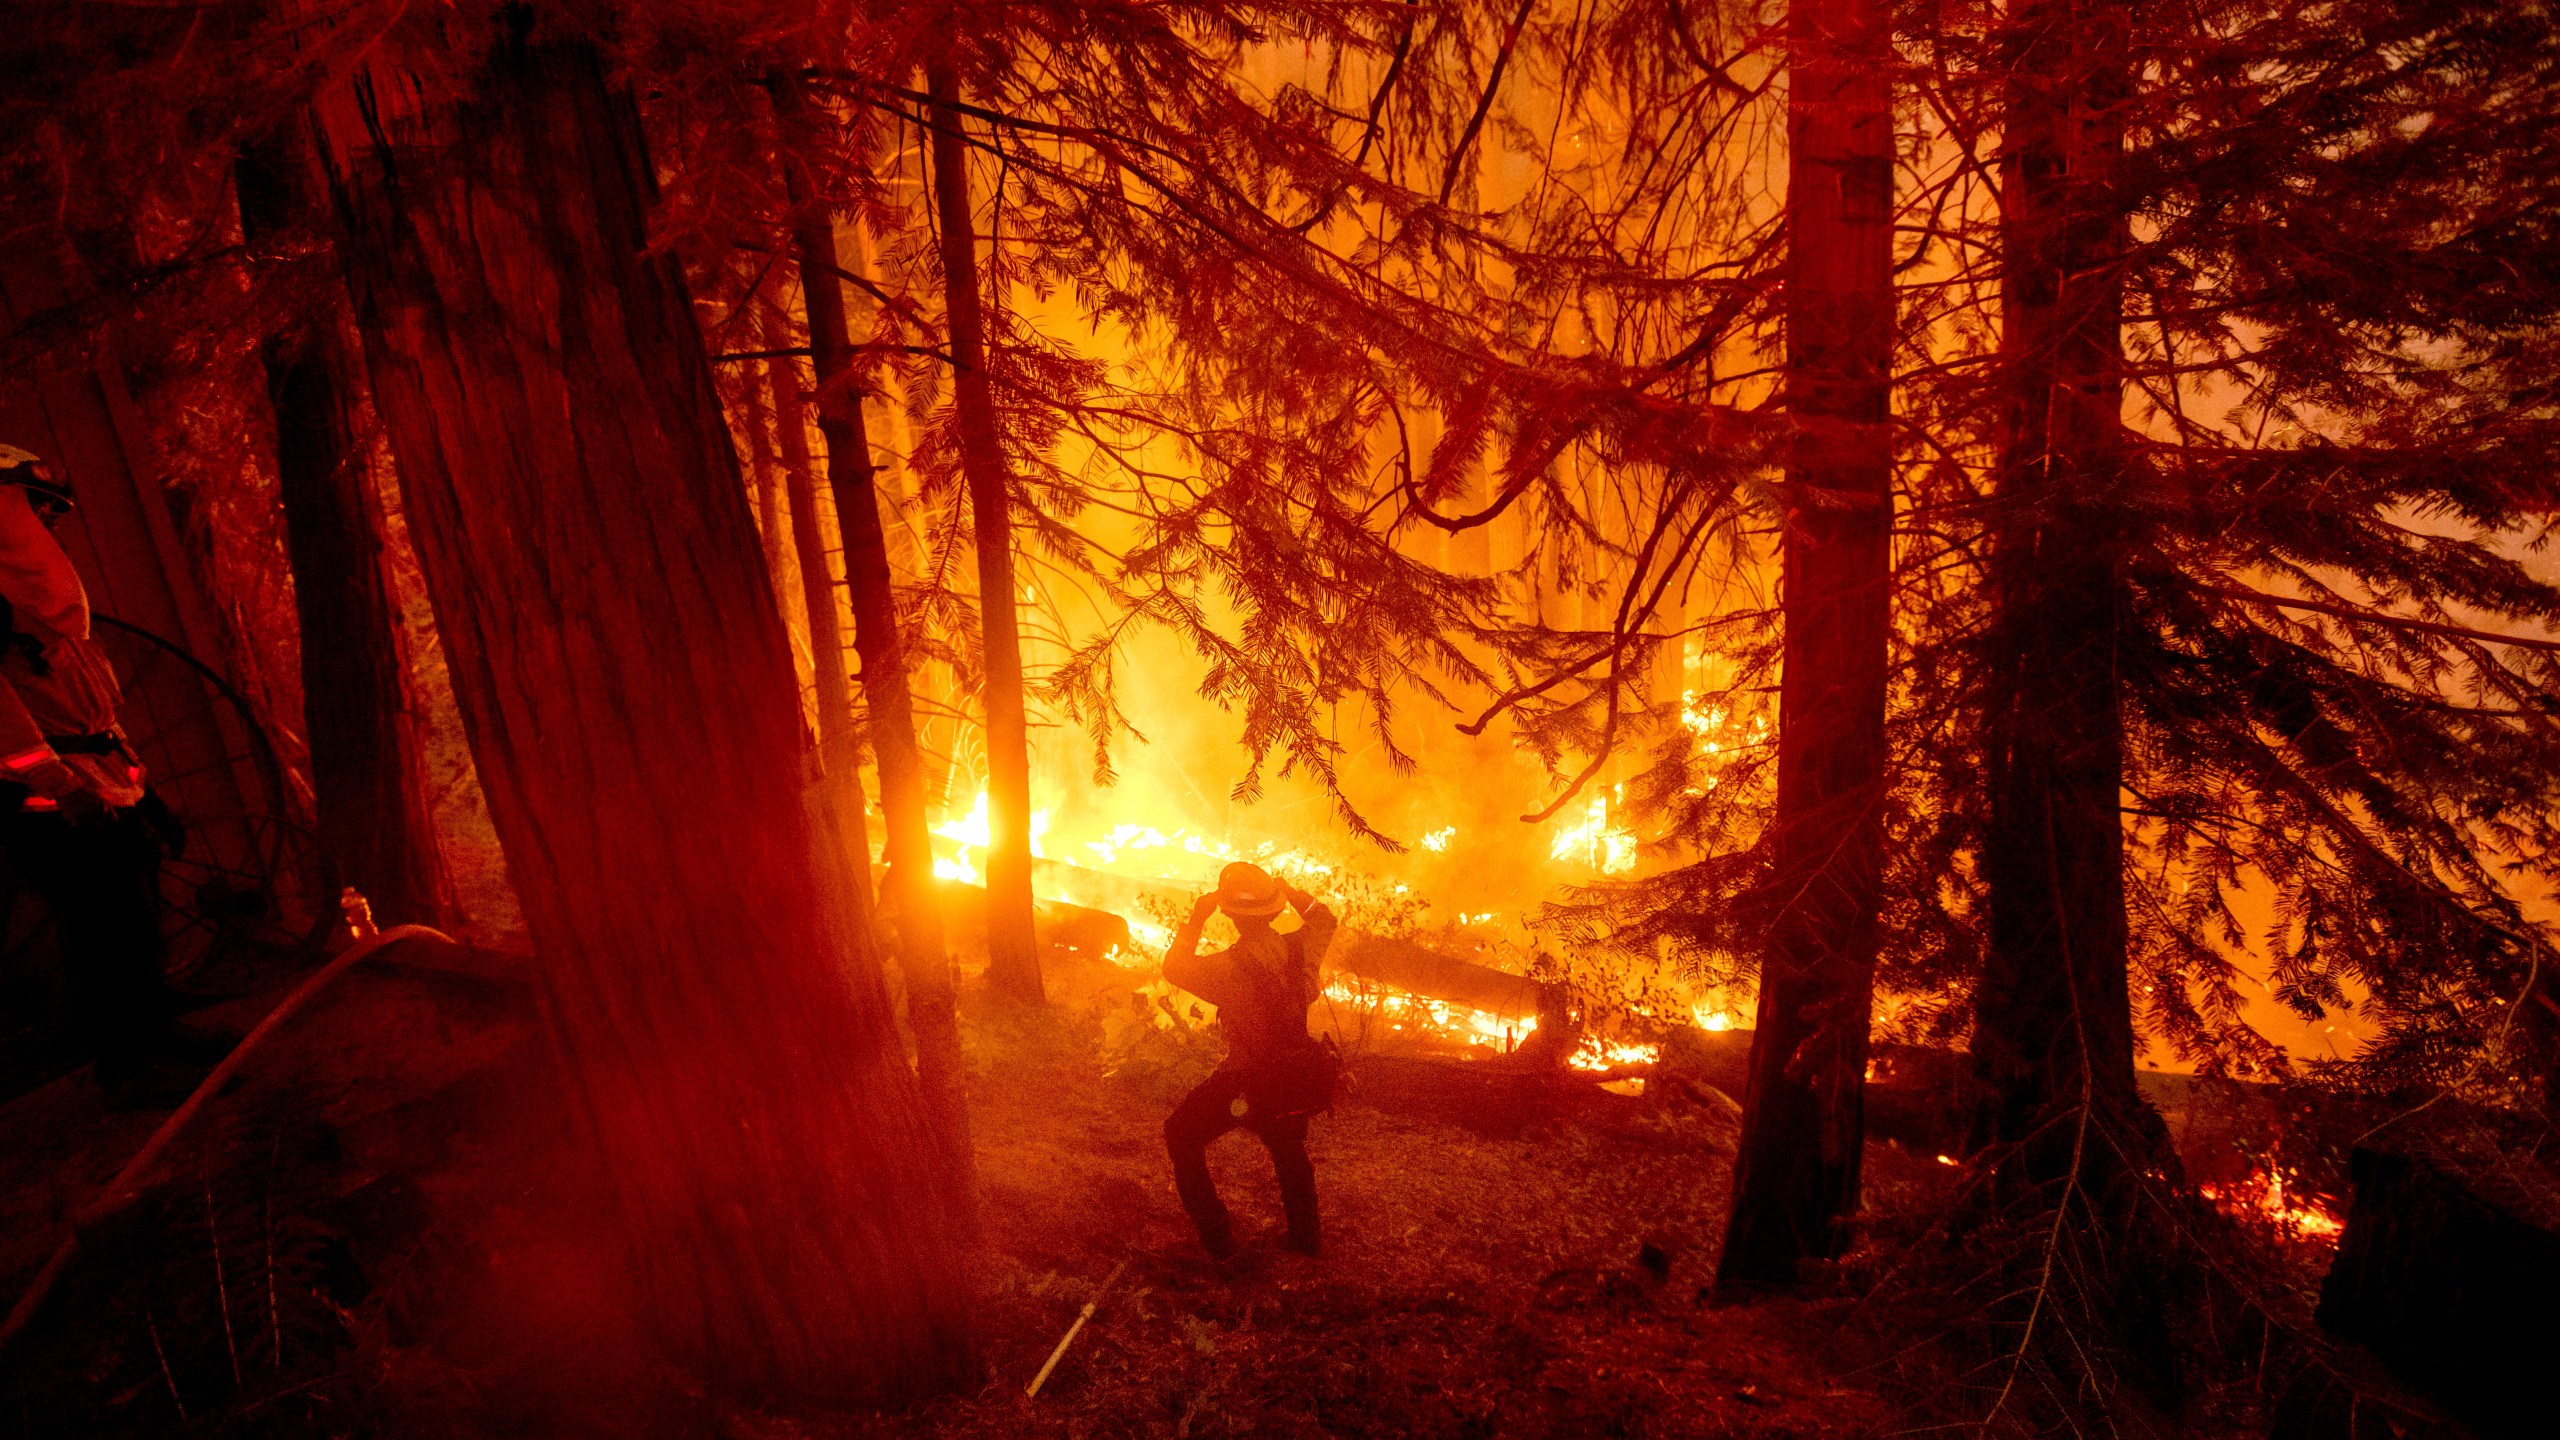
{"left": 1717, "top": 0, "right": 1896, "bottom": 1292}
{"left": 926, "top": 60, "right": 1044, "bottom": 1004}
{"left": 740, "top": 356, "right": 797, "bottom": 619}
{"left": 316, "top": 30, "right": 972, "bottom": 1400}
{"left": 775, "top": 73, "right": 976, "bottom": 1211}
{"left": 767, "top": 330, "right": 879, "bottom": 928}
{"left": 1969, "top": 0, "right": 2165, "bottom": 1199}
{"left": 232, "top": 128, "right": 451, "bottom": 927}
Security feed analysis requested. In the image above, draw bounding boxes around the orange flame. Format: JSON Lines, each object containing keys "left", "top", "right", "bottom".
{"left": 2197, "top": 1168, "right": 2345, "bottom": 1244}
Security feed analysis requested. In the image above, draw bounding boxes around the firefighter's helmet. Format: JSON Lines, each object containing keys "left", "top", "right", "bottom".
{"left": 1215, "top": 862, "right": 1288, "bottom": 919}
{"left": 0, "top": 445, "right": 72, "bottom": 517}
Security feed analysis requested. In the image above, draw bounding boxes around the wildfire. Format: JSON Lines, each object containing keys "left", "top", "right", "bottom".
{"left": 1550, "top": 792, "right": 1638, "bottom": 875}
{"left": 1690, "top": 1003, "right": 1738, "bottom": 1032}
{"left": 1569, "top": 1038, "right": 1662, "bottom": 1072}
{"left": 2197, "top": 1168, "right": 2345, "bottom": 1244}
{"left": 1680, "top": 692, "right": 1726, "bottom": 741}
{"left": 930, "top": 790, "right": 1049, "bottom": 884}
{"left": 1320, "top": 976, "right": 1536, "bottom": 1052}
{"left": 1064, "top": 816, "right": 1342, "bottom": 888}
{"left": 1418, "top": 826, "right": 1455, "bottom": 852}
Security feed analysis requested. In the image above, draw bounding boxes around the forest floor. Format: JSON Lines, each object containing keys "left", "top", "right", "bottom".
{"left": 778, "top": 961, "right": 1919, "bottom": 1440}
{"left": 0, "top": 933, "right": 2335, "bottom": 1439}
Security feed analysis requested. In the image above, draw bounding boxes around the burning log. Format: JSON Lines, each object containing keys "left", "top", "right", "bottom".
{"left": 1329, "top": 932, "right": 1543, "bottom": 1028}
{"left": 2316, "top": 1145, "right": 2560, "bottom": 1439}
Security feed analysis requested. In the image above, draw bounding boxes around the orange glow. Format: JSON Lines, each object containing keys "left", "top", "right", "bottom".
{"left": 1569, "top": 1037, "right": 1661, "bottom": 1071}
{"left": 2197, "top": 1168, "right": 2345, "bottom": 1243}
{"left": 1550, "top": 791, "right": 1637, "bottom": 875}
{"left": 1319, "top": 975, "right": 1536, "bottom": 1052}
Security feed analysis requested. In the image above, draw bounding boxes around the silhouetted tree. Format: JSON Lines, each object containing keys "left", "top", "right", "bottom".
{"left": 1719, "top": 0, "right": 1897, "bottom": 1292}
{"left": 233, "top": 126, "right": 452, "bottom": 927}
{"left": 316, "top": 17, "right": 972, "bottom": 1400}
{"left": 771, "top": 70, "right": 976, "bottom": 1210}
{"left": 925, "top": 56, "right": 1044, "bottom": 1004}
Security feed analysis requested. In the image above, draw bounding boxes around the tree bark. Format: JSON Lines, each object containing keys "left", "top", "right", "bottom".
{"left": 739, "top": 355, "right": 797, "bottom": 620}
{"left": 774, "top": 74, "right": 976, "bottom": 1211}
{"left": 1969, "top": 0, "right": 2164, "bottom": 1200}
{"left": 926, "top": 60, "right": 1045, "bottom": 1005}
{"left": 315, "top": 29, "right": 972, "bottom": 1400}
{"left": 1717, "top": 0, "right": 1896, "bottom": 1292}
{"left": 766, "top": 328, "right": 879, "bottom": 928}
{"left": 233, "top": 127, "right": 452, "bottom": 928}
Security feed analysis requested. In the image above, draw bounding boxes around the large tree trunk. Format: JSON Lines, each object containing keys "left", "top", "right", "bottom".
{"left": 766, "top": 323, "right": 879, "bottom": 928}
{"left": 232, "top": 128, "right": 451, "bottom": 927}
{"left": 315, "top": 29, "right": 972, "bottom": 1400}
{"left": 1969, "top": 0, "right": 2163, "bottom": 1200}
{"left": 775, "top": 75, "right": 976, "bottom": 1210}
{"left": 926, "top": 61, "right": 1044, "bottom": 1004}
{"left": 1716, "top": 0, "right": 1896, "bottom": 1292}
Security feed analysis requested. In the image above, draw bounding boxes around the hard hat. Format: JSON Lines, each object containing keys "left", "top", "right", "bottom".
{"left": 0, "top": 445, "right": 72, "bottom": 514}
{"left": 1215, "top": 862, "right": 1287, "bottom": 919}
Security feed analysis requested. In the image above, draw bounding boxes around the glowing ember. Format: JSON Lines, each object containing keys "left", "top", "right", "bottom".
{"left": 1418, "top": 826, "right": 1455, "bottom": 852}
{"left": 1550, "top": 792, "right": 1637, "bottom": 875}
{"left": 2197, "top": 1168, "right": 2345, "bottom": 1243}
{"left": 1569, "top": 1037, "right": 1661, "bottom": 1071}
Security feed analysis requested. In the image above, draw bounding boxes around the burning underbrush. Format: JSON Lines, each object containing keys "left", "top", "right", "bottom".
{"left": 2196, "top": 1167, "right": 2346, "bottom": 1246}
{"left": 929, "top": 786, "right": 1733, "bottom": 1091}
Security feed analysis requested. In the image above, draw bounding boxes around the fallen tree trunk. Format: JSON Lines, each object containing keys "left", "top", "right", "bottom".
{"left": 1328, "top": 932, "right": 1542, "bottom": 1024}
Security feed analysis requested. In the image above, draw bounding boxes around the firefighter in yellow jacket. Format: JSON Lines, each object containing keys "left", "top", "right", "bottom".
{"left": 0, "top": 445, "right": 220, "bottom": 1099}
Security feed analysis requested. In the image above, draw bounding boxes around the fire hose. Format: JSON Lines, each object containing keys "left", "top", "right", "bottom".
{"left": 0, "top": 900, "right": 454, "bottom": 1353}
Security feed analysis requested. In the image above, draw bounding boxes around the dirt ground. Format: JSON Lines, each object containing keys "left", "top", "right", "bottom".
{"left": 0, "top": 938, "right": 1964, "bottom": 1439}
{"left": 804, "top": 983, "right": 1907, "bottom": 1440}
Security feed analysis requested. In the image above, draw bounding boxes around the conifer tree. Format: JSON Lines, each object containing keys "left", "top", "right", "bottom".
{"left": 234, "top": 126, "right": 452, "bottom": 928}
{"left": 314, "top": 15, "right": 973, "bottom": 1399}
{"left": 1900, "top": 0, "right": 2560, "bottom": 1199}
{"left": 765, "top": 304, "right": 881, "bottom": 930}
{"left": 771, "top": 69, "right": 975, "bottom": 1209}
{"left": 925, "top": 55, "right": 1045, "bottom": 1004}
{"left": 1719, "top": 0, "right": 1897, "bottom": 1292}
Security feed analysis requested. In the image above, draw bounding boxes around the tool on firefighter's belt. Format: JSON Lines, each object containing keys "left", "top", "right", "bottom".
{"left": 1024, "top": 1256, "right": 1130, "bottom": 1399}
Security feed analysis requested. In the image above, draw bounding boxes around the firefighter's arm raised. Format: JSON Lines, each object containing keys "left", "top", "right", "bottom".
{"left": 1163, "top": 893, "right": 1233, "bottom": 1004}
{"left": 1287, "top": 886, "right": 1339, "bottom": 969}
